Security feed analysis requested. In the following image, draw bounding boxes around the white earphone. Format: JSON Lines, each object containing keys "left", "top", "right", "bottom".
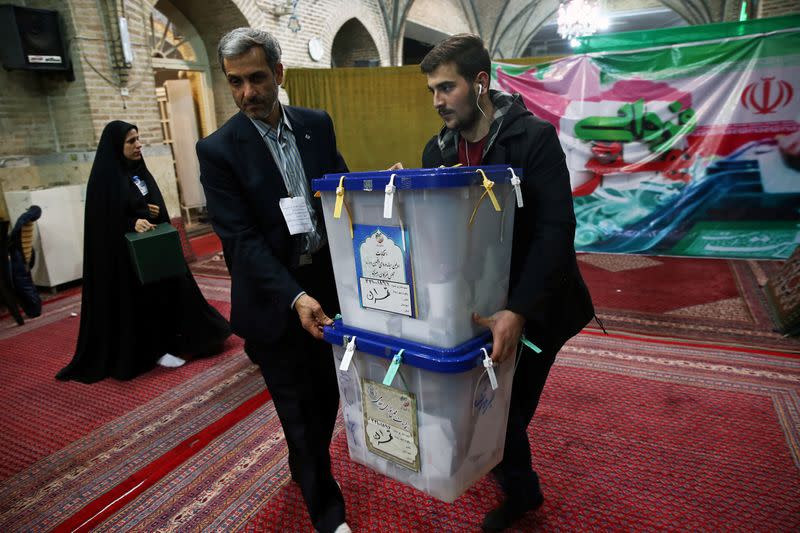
{"left": 475, "top": 82, "right": 487, "bottom": 118}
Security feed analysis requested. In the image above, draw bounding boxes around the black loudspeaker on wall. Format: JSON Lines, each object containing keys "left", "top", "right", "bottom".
{"left": 0, "top": 4, "right": 74, "bottom": 80}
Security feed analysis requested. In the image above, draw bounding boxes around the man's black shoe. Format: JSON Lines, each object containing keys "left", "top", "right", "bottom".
{"left": 491, "top": 466, "right": 507, "bottom": 489}
{"left": 481, "top": 493, "right": 544, "bottom": 532}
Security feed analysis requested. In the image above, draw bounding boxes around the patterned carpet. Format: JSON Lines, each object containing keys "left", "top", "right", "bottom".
{"left": 1, "top": 249, "right": 798, "bottom": 531}
{"left": 0, "top": 351, "right": 268, "bottom": 531}
{"left": 0, "top": 276, "right": 236, "bottom": 480}
{"left": 578, "top": 254, "right": 800, "bottom": 353}
{"left": 190, "top": 251, "right": 230, "bottom": 278}
{"left": 2, "top": 328, "right": 797, "bottom": 531}
{"left": 189, "top": 231, "right": 224, "bottom": 260}
{"left": 243, "top": 332, "right": 800, "bottom": 532}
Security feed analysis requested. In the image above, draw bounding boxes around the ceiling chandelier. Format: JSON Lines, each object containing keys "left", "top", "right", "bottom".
{"left": 557, "top": 0, "right": 609, "bottom": 47}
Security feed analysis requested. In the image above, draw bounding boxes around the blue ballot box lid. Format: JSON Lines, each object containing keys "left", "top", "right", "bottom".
{"left": 312, "top": 165, "right": 523, "bottom": 192}
{"left": 323, "top": 319, "right": 493, "bottom": 373}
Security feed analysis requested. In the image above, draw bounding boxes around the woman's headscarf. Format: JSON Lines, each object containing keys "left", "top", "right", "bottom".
{"left": 85, "top": 121, "right": 168, "bottom": 233}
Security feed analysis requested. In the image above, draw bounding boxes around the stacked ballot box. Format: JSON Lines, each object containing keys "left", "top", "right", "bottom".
{"left": 324, "top": 321, "right": 514, "bottom": 503}
{"left": 313, "top": 165, "right": 521, "bottom": 348}
{"left": 313, "top": 165, "right": 523, "bottom": 501}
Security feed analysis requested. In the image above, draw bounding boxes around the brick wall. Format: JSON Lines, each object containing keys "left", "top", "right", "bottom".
{"left": 268, "top": 0, "right": 391, "bottom": 69}
{"left": 0, "top": 69, "right": 56, "bottom": 155}
{"left": 2, "top": 0, "right": 394, "bottom": 157}
{"left": 0, "top": 0, "right": 404, "bottom": 209}
{"left": 759, "top": 0, "right": 800, "bottom": 18}
{"left": 0, "top": 0, "right": 95, "bottom": 156}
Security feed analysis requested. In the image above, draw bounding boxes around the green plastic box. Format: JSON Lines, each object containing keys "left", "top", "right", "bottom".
{"left": 125, "top": 223, "right": 186, "bottom": 284}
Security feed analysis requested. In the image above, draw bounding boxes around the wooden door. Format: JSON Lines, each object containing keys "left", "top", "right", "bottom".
{"left": 164, "top": 79, "right": 205, "bottom": 209}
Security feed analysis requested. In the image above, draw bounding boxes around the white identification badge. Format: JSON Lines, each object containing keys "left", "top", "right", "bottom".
{"left": 132, "top": 175, "right": 148, "bottom": 196}
{"left": 279, "top": 196, "right": 314, "bottom": 235}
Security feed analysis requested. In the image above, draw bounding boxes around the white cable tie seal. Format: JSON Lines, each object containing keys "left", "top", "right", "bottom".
{"left": 509, "top": 168, "right": 523, "bottom": 208}
{"left": 383, "top": 173, "right": 397, "bottom": 219}
{"left": 340, "top": 336, "right": 357, "bottom": 372}
{"left": 481, "top": 348, "right": 498, "bottom": 390}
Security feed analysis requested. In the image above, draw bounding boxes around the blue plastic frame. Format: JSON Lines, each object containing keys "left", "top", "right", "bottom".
{"left": 323, "top": 320, "right": 493, "bottom": 374}
{"left": 312, "top": 165, "right": 522, "bottom": 192}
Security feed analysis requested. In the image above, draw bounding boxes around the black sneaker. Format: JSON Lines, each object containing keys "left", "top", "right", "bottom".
{"left": 481, "top": 492, "right": 544, "bottom": 532}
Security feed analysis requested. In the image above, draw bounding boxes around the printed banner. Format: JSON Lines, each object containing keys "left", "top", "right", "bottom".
{"left": 353, "top": 224, "right": 417, "bottom": 317}
{"left": 493, "top": 18, "right": 800, "bottom": 259}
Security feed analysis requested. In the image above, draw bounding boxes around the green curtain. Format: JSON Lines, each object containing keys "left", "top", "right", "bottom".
{"left": 575, "top": 14, "right": 800, "bottom": 53}
{"left": 284, "top": 65, "right": 442, "bottom": 172}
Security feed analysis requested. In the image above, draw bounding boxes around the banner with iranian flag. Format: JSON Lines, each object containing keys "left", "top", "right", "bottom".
{"left": 493, "top": 16, "right": 800, "bottom": 259}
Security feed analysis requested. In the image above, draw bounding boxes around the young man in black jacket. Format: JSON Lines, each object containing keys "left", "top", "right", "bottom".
{"left": 412, "top": 34, "right": 595, "bottom": 532}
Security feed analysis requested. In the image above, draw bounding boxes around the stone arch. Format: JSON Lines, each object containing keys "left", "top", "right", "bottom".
{"left": 139, "top": 0, "right": 260, "bottom": 221}
{"left": 403, "top": 0, "right": 474, "bottom": 64}
{"left": 331, "top": 18, "right": 382, "bottom": 67}
{"left": 145, "top": 0, "right": 263, "bottom": 126}
{"left": 323, "top": 4, "right": 391, "bottom": 67}
{"left": 407, "top": 0, "right": 474, "bottom": 36}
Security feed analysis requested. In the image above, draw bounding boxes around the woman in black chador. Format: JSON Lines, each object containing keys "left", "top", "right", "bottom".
{"left": 56, "top": 120, "right": 231, "bottom": 383}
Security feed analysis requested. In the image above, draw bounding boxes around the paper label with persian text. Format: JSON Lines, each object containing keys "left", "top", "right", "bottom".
{"left": 361, "top": 379, "right": 419, "bottom": 471}
{"left": 353, "top": 224, "right": 416, "bottom": 317}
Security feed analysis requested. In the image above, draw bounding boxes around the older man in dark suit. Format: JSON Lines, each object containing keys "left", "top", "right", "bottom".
{"left": 196, "top": 28, "right": 349, "bottom": 533}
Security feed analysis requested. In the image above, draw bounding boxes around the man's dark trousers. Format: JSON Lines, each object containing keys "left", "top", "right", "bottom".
{"left": 244, "top": 248, "right": 343, "bottom": 532}
{"left": 494, "top": 334, "right": 566, "bottom": 502}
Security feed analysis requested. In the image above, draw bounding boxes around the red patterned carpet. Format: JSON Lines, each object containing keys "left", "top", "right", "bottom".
{"left": 190, "top": 231, "right": 224, "bottom": 259}
{"left": 0, "top": 276, "right": 237, "bottom": 481}
{"left": 2, "top": 328, "right": 797, "bottom": 531}
{"left": 190, "top": 250, "right": 230, "bottom": 278}
{"left": 243, "top": 332, "right": 800, "bottom": 532}
{"left": 1, "top": 247, "right": 799, "bottom": 531}
{"left": 578, "top": 254, "right": 800, "bottom": 353}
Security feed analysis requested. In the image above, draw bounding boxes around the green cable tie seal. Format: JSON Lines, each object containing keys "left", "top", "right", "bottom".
{"left": 382, "top": 349, "right": 404, "bottom": 387}
{"left": 521, "top": 336, "right": 542, "bottom": 354}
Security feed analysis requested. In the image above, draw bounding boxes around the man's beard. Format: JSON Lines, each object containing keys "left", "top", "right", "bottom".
{"left": 441, "top": 87, "right": 482, "bottom": 132}
{"left": 241, "top": 90, "right": 278, "bottom": 121}
{"left": 243, "top": 99, "right": 274, "bottom": 120}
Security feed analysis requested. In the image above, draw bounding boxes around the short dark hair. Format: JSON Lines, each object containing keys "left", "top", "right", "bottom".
{"left": 420, "top": 34, "right": 490, "bottom": 81}
{"left": 218, "top": 28, "right": 281, "bottom": 73}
